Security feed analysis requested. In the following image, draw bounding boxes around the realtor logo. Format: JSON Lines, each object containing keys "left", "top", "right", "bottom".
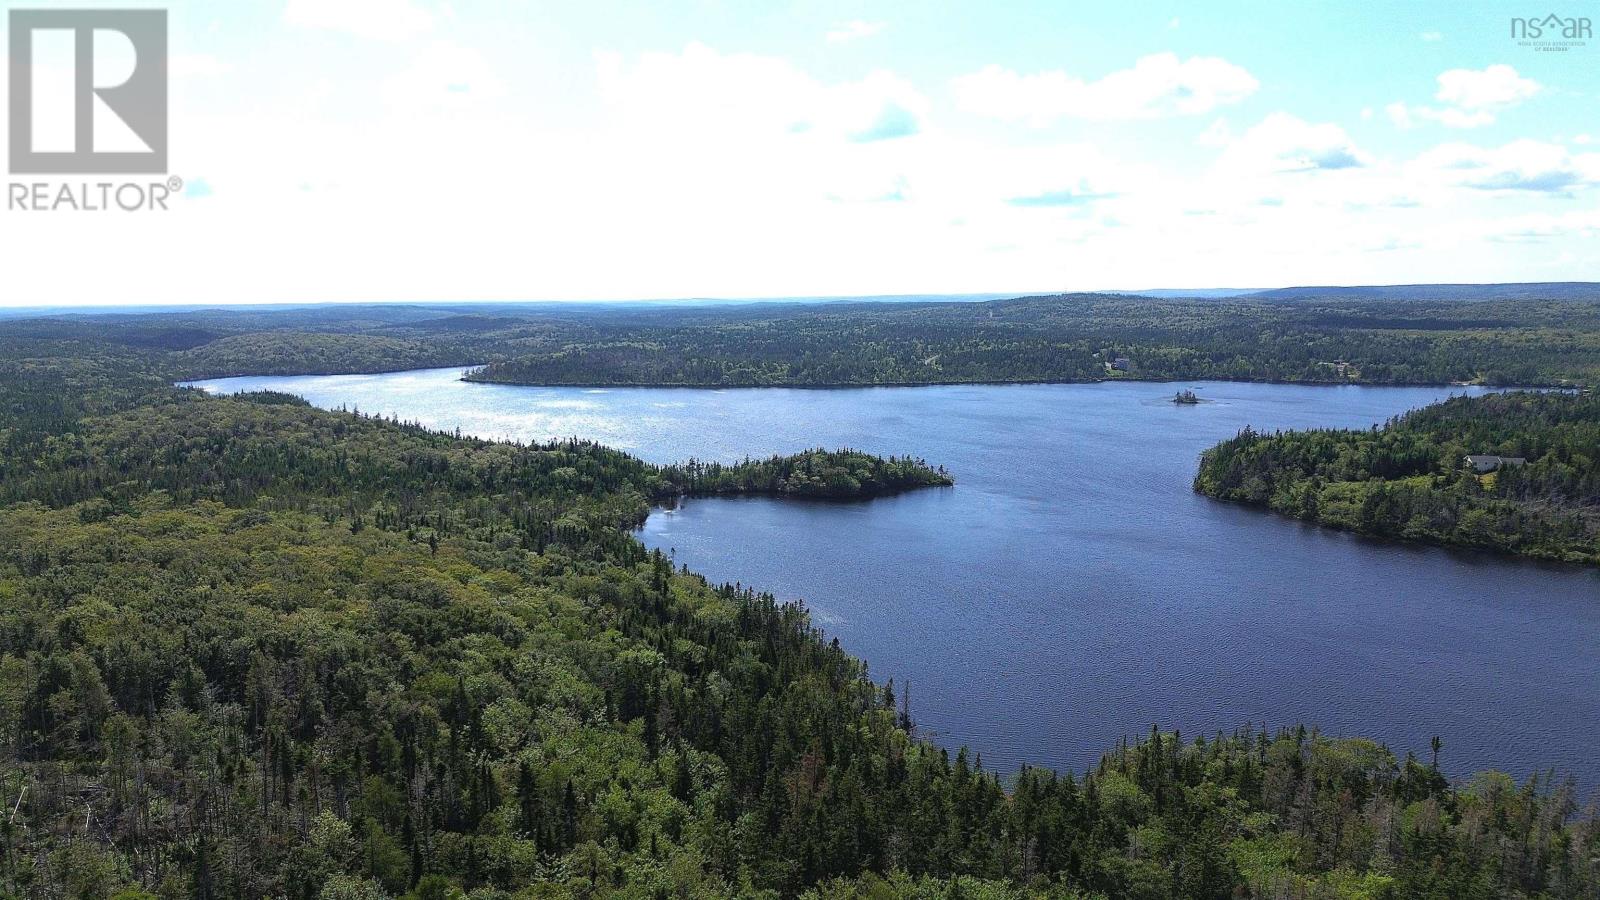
{"left": 8, "top": 9, "right": 168, "bottom": 174}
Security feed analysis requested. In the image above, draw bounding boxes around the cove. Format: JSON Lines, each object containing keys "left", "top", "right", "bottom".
{"left": 186, "top": 368, "right": 1600, "bottom": 788}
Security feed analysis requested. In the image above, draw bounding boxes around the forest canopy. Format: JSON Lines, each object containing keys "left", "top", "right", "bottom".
{"left": 1193, "top": 391, "right": 1600, "bottom": 564}
{"left": 463, "top": 294, "right": 1600, "bottom": 388}
{"left": 8, "top": 287, "right": 1600, "bottom": 388}
{"left": 0, "top": 305, "right": 1597, "bottom": 898}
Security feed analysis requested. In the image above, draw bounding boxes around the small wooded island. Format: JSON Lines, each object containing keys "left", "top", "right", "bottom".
{"left": 1194, "top": 390, "right": 1600, "bottom": 564}
{"left": 658, "top": 448, "right": 952, "bottom": 500}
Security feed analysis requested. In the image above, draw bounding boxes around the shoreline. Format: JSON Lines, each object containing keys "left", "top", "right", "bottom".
{"left": 1198, "top": 492, "right": 1600, "bottom": 571}
{"left": 178, "top": 362, "right": 1575, "bottom": 392}
{"left": 458, "top": 371, "right": 1559, "bottom": 392}
{"left": 460, "top": 371, "right": 1548, "bottom": 389}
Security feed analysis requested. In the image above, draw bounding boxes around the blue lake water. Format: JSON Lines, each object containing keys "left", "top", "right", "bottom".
{"left": 187, "top": 368, "right": 1600, "bottom": 789}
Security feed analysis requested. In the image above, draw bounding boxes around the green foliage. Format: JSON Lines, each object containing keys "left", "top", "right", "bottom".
{"left": 185, "top": 332, "right": 453, "bottom": 377}
{"left": 1194, "top": 391, "right": 1600, "bottom": 562}
{"left": 14, "top": 290, "right": 1600, "bottom": 389}
{"left": 661, "top": 450, "right": 953, "bottom": 499}
{"left": 461, "top": 294, "right": 1600, "bottom": 388}
{"left": 0, "top": 328, "right": 1596, "bottom": 898}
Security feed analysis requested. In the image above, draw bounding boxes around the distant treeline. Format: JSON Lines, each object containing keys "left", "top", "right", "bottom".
{"left": 8, "top": 290, "right": 1600, "bottom": 388}
{"left": 463, "top": 294, "right": 1600, "bottom": 388}
{"left": 1194, "top": 391, "right": 1600, "bottom": 563}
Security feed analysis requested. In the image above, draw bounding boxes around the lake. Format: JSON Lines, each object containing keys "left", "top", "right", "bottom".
{"left": 187, "top": 368, "right": 1600, "bottom": 789}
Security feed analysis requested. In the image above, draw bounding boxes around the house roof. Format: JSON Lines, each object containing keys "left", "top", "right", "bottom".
{"left": 1464, "top": 454, "right": 1528, "bottom": 467}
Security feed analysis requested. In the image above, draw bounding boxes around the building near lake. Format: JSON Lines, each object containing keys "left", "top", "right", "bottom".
{"left": 1464, "top": 454, "right": 1528, "bottom": 473}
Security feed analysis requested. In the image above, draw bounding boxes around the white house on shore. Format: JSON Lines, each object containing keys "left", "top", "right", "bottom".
{"left": 1464, "top": 454, "right": 1528, "bottom": 473}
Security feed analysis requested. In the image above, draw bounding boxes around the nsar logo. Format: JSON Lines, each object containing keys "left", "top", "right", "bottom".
{"left": 1510, "top": 13, "right": 1592, "bottom": 51}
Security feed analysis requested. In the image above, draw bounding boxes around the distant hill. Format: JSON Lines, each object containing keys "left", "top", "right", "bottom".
{"left": 1242, "top": 282, "right": 1600, "bottom": 302}
{"left": 1116, "top": 288, "right": 1263, "bottom": 299}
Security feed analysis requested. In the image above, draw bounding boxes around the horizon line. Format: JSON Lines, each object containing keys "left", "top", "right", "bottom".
{"left": 3, "top": 280, "right": 1599, "bottom": 314}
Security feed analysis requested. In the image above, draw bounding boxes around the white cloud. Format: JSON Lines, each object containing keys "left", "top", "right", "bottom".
{"left": 951, "top": 53, "right": 1258, "bottom": 125}
{"left": 826, "top": 20, "right": 886, "bottom": 43}
{"left": 1391, "top": 104, "right": 1494, "bottom": 129}
{"left": 1482, "top": 210, "right": 1600, "bottom": 243}
{"left": 1217, "top": 113, "right": 1369, "bottom": 173}
{"left": 595, "top": 43, "right": 928, "bottom": 143}
{"left": 284, "top": 0, "right": 434, "bottom": 41}
{"left": 1196, "top": 118, "right": 1232, "bottom": 147}
{"left": 382, "top": 41, "right": 506, "bottom": 110}
{"left": 1361, "top": 233, "right": 1422, "bottom": 253}
{"left": 1421, "top": 31, "right": 1443, "bottom": 42}
{"left": 1436, "top": 64, "right": 1540, "bottom": 110}
{"left": 1388, "top": 65, "right": 1540, "bottom": 129}
{"left": 5, "top": 25, "right": 1594, "bottom": 308}
{"left": 1411, "top": 139, "right": 1599, "bottom": 193}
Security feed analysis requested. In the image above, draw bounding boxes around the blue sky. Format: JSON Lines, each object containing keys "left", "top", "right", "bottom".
{"left": 4, "top": 0, "right": 1597, "bottom": 305}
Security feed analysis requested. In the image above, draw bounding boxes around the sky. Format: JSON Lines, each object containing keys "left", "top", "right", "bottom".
{"left": 2, "top": 0, "right": 1597, "bottom": 307}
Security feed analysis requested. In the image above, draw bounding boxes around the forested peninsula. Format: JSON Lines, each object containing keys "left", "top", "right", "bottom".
{"left": 1194, "top": 391, "right": 1600, "bottom": 564}
{"left": 1, "top": 313, "right": 1598, "bottom": 898}
{"left": 661, "top": 450, "right": 952, "bottom": 500}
